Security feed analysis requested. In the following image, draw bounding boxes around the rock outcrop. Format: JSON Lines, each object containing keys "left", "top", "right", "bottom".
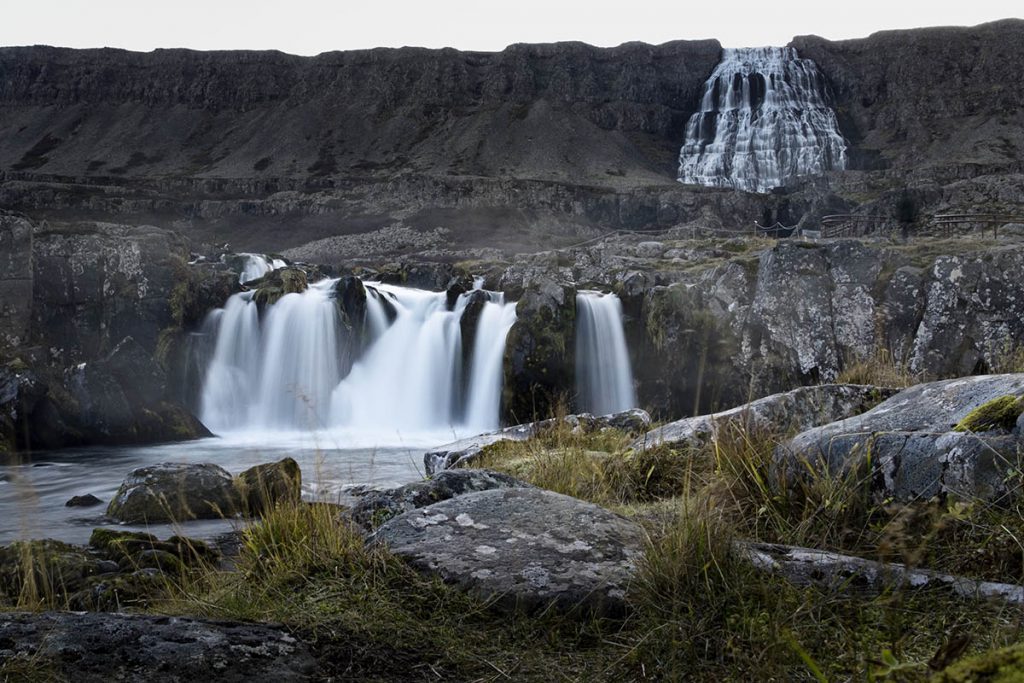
{"left": 373, "top": 487, "right": 644, "bottom": 614}
{"left": 631, "top": 384, "right": 892, "bottom": 451}
{"left": 776, "top": 375, "right": 1024, "bottom": 502}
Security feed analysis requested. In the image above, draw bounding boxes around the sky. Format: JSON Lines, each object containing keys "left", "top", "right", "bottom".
{"left": 1, "top": 0, "right": 1021, "bottom": 54}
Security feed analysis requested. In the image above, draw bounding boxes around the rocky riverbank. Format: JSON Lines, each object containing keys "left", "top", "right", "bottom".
{"left": 3, "top": 375, "right": 1023, "bottom": 679}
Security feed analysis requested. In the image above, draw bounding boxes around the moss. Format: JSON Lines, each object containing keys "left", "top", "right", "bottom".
{"left": 89, "top": 528, "right": 159, "bottom": 554}
{"left": 954, "top": 395, "right": 1024, "bottom": 432}
{"left": 937, "top": 642, "right": 1024, "bottom": 682}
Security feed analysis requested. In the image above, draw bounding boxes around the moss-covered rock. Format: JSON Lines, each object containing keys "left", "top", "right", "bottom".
{"left": 0, "top": 539, "right": 109, "bottom": 598}
{"left": 250, "top": 266, "right": 308, "bottom": 308}
{"left": 106, "top": 462, "right": 240, "bottom": 523}
{"left": 953, "top": 395, "right": 1024, "bottom": 432}
{"left": 501, "top": 281, "right": 576, "bottom": 424}
{"left": 936, "top": 641, "right": 1024, "bottom": 682}
{"left": 234, "top": 457, "right": 302, "bottom": 515}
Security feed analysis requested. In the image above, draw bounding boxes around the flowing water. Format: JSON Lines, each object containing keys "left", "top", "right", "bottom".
{"left": 0, "top": 436, "right": 424, "bottom": 545}
{"left": 2, "top": 277, "right": 642, "bottom": 544}
{"left": 575, "top": 291, "right": 637, "bottom": 415}
{"left": 677, "top": 46, "right": 847, "bottom": 193}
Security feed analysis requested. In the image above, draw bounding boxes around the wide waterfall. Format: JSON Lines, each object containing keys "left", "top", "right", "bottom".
{"left": 677, "top": 46, "right": 847, "bottom": 193}
{"left": 198, "top": 278, "right": 517, "bottom": 443}
{"left": 575, "top": 291, "right": 636, "bottom": 416}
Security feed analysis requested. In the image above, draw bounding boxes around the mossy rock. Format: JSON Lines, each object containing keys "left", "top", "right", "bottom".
{"left": 234, "top": 457, "right": 302, "bottom": 515}
{"left": 68, "top": 568, "right": 170, "bottom": 611}
{"left": 954, "top": 395, "right": 1024, "bottom": 432}
{"left": 936, "top": 641, "right": 1024, "bottom": 682}
{"left": 251, "top": 266, "right": 309, "bottom": 308}
{"left": 89, "top": 528, "right": 159, "bottom": 557}
{"left": 0, "top": 539, "right": 107, "bottom": 597}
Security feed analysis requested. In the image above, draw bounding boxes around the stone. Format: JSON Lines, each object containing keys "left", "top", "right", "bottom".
{"left": 234, "top": 457, "right": 302, "bottom": 515}
{"left": 0, "top": 612, "right": 318, "bottom": 681}
{"left": 0, "top": 539, "right": 108, "bottom": 597}
{"left": 373, "top": 487, "right": 643, "bottom": 615}
{"left": 106, "top": 462, "right": 240, "bottom": 523}
{"left": 777, "top": 375, "right": 1024, "bottom": 501}
{"left": 740, "top": 541, "right": 1024, "bottom": 605}
{"left": 631, "top": 384, "right": 892, "bottom": 451}
{"left": 348, "top": 469, "right": 532, "bottom": 531}
{"left": 501, "top": 280, "right": 577, "bottom": 424}
{"left": 425, "top": 409, "right": 652, "bottom": 474}
{"left": 65, "top": 493, "right": 103, "bottom": 507}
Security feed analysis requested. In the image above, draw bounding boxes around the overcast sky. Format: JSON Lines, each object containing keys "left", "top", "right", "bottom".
{"left": 2, "top": 1, "right": 1021, "bottom": 53}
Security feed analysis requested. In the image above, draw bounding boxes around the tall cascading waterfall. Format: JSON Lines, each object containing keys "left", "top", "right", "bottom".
{"left": 575, "top": 291, "right": 637, "bottom": 416}
{"left": 677, "top": 47, "right": 847, "bottom": 193}
{"left": 198, "top": 277, "right": 517, "bottom": 440}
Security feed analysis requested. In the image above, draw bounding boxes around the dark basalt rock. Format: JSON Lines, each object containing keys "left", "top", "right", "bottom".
{"left": 501, "top": 280, "right": 577, "bottom": 424}
{"left": 0, "top": 612, "right": 317, "bottom": 682}
{"left": 65, "top": 493, "right": 103, "bottom": 507}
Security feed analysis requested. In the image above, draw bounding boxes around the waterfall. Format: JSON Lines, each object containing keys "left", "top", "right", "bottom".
{"left": 463, "top": 291, "right": 518, "bottom": 430}
{"left": 238, "top": 253, "right": 287, "bottom": 284}
{"left": 677, "top": 47, "right": 847, "bottom": 193}
{"left": 575, "top": 291, "right": 637, "bottom": 416}
{"left": 198, "top": 276, "right": 517, "bottom": 442}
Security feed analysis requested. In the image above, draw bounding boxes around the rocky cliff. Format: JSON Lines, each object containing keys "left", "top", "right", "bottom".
{"left": 1, "top": 21, "right": 1021, "bottom": 254}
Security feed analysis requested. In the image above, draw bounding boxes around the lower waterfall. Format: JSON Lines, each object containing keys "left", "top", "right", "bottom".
{"left": 198, "top": 278, "right": 517, "bottom": 443}
{"left": 575, "top": 291, "right": 637, "bottom": 415}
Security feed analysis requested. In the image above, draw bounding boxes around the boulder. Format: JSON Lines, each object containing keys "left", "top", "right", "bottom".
{"left": 250, "top": 266, "right": 308, "bottom": 308}
{"left": 425, "top": 409, "right": 652, "bottom": 474}
{"left": 65, "top": 494, "right": 103, "bottom": 507}
{"left": 347, "top": 469, "right": 531, "bottom": 531}
{"left": 106, "top": 463, "right": 240, "bottom": 523}
{"left": 234, "top": 457, "right": 302, "bottom": 515}
{"left": 631, "top": 384, "right": 892, "bottom": 451}
{"left": 373, "top": 488, "right": 643, "bottom": 615}
{"left": 0, "top": 539, "right": 109, "bottom": 598}
{"left": 0, "top": 612, "right": 317, "bottom": 682}
{"left": 777, "top": 375, "right": 1024, "bottom": 501}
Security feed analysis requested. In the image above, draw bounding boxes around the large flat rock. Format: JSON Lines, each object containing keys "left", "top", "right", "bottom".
{"left": 0, "top": 612, "right": 317, "bottom": 682}
{"left": 372, "top": 488, "right": 644, "bottom": 615}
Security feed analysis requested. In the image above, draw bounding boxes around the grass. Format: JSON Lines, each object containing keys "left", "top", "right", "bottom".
{"left": 836, "top": 348, "right": 923, "bottom": 388}
{"left": 6, "top": 418, "right": 1024, "bottom": 680}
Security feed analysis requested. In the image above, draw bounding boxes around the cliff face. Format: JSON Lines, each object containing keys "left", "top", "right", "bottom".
{"left": 793, "top": 19, "right": 1024, "bottom": 178}
{"left": 0, "top": 21, "right": 1022, "bottom": 254}
{"left": 0, "top": 41, "right": 720, "bottom": 182}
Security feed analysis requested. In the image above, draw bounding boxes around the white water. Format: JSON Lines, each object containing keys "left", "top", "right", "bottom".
{"left": 200, "top": 277, "right": 518, "bottom": 445}
{"left": 238, "top": 253, "right": 287, "bottom": 284}
{"left": 678, "top": 46, "right": 847, "bottom": 193}
{"left": 463, "top": 291, "right": 518, "bottom": 430}
{"left": 575, "top": 291, "right": 637, "bottom": 416}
